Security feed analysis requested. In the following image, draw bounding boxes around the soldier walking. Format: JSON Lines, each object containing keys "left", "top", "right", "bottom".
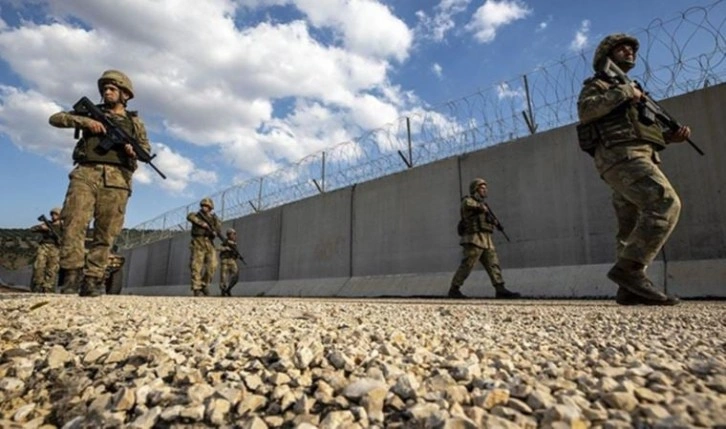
{"left": 577, "top": 34, "right": 690, "bottom": 305}
{"left": 30, "top": 207, "right": 62, "bottom": 293}
{"left": 448, "top": 178, "right": 521, "bottom": 299}
{"left": 49, "top": 70, "right": 151, "bottom": 297}
{"left": 219, "top": 228, "right": 240, "bottom": 297}
{"left": 187, "top": 197, "right": 222, "bottom": 296}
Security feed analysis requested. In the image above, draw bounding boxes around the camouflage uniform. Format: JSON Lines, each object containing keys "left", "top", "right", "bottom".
{"left": 577, "top": 34, "right": 683, "bottom": 305}
{"left": 449, "top": 179, "right": 520, "bottom": 299}
{"left": 49, "top": 70, "right": 150, "bottom": 296}
{"left": 219, "top": 229, "right": 240, "bottom": 297}
{"left": 30, "top": 209, "right": 62, "bottom": 292}
{"left": 187, "top": 198, "right": 221, "bottom": 296}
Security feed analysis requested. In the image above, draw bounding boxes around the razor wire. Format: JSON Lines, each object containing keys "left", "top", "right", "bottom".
{"left": 119, "top": 0, "right": 725, "bottom": 249}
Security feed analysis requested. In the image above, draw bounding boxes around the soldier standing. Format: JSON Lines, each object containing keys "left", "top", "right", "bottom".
{"left": 577, "top": 34, "right": 690, "bottom": 305}
{"left": 187, "top": 197, "right": 222, "bottom": 296}
{"left": 49, "top": 70, "right": 150, "bottom": 297}
{"left": 219, "top": 228, "right": 240, "bottom": 297}
{"left": 448, "top": 178, "right": 521, "bottom": 299}
{"left": 30, "top": 207, "right": 63, "bottom": 293}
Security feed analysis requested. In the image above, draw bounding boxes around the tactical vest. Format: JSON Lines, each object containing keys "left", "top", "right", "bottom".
{"left": 72, "top": 111, "right": 139, "bottom": 170}
{"left": 460, "top": 197, "right": 495, "bottom": 234}
{"left": 190, "top": 212, "right": 217, "bottom": 239}
{"left": 220, "top": 241, "right": 237, "bottom": 259}
{"left": 578, "top": 77, "right": 665, "bottom": 155}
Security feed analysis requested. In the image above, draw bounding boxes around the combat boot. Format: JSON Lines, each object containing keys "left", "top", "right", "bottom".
{"left": 494, "top": 283, "right": 521, "bottom": 299}
{"left": 59, "top": 268, "right": 83, "bottom": 295}
{"left": 615, "top": 286, "right": 680, "bottom": 306}
{"left": 201, "top": 285, "right": 210, "bottom": 296}
{"left": 79, "top": 276, "right": 104, "bottom": 297}
{"left": 447, "top": 285, "right": 468, "bottom": 299}
{"left": 607, "top": 259, "right": 672, "bottom": 303}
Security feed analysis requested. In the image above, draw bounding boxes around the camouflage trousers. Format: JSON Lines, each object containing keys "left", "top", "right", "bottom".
{"left": 190, "top": 236, "right": 217, "bottom": 294}
{"left": 450, "top": 242, "right": 505, "bottom": 289}
{"left": 60, "top": 165, "right": 130, "bottom": 279}
{"left": 220, "top": 258, "right": 239, "bottom": 292}
{"left": 32, "top": 243, "right": 60, "bottom": 292}
{"left": 602, "top": 156, "right": 681, "bottom": 266}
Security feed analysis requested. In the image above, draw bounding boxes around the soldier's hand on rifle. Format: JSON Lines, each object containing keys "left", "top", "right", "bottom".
{"left": 124, "top": 143, "right": 137, "bottom": 159}
{"left": 84, "top": 118, "right": 106, "bottom": 134}
{"left": 629, "top": 85, "right": 643, "bottom": 102}
{"left": 665, "top": 125, "right": 691, "bottom": 143}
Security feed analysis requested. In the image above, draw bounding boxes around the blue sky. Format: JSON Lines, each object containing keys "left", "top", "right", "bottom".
{"left": 0, "top": 0, "right": 720, "bottom": 229}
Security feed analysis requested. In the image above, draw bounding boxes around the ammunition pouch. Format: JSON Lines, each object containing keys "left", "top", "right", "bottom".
{"left": 637, "top": 103, "right": 657, "bottom": 126}
{"left": 576, "top": 122, "right": 600, "bottom": 157}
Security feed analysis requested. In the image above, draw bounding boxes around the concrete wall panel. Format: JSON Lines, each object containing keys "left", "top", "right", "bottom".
{"left": 165, "top": 232, "right": 192, "bottom": 286}
{"left": 143, "top": 239, "right": 170, "bottom": 287}
{"left": 234, "top": 207, "right": 282, "bottom": 282}
{"left": 279, "top": 188, "right": 352, "bottom": 279}
{"left": 352, "top": 157, "right": 462, "bottom": 276}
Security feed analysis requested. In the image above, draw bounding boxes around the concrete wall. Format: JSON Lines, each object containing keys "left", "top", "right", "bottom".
{"left": 123, "top": 83, "right": 726, "bottom": 297}
{"left": 9, "top": 84, "right": 726, "bottom": 298}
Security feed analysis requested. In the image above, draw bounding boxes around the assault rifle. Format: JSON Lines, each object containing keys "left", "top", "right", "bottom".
{"left": 197, "top": 211, "right": 248, "bottom": 266}
{"left": 483, "top": 203, "right": 510, "bottom": 242}
{"left": 602, "top": 58, "right": 704, "bottom": 156}
{"left": 72, "top": 96, "right": 168, "bottom": 178}
{"left": 37, "top": 214, "right": 61, "bottom": 245}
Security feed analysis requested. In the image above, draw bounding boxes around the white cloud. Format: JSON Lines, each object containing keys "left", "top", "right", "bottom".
{"left": 0, "top": 86, "right": 74, "bottom": 164}
{"left": 416, "top": 0, "right": 471, "bottom": 42}
{"left": 0, "top": 0, "right": 416, "bottom": 196}
{"left": 240, "top": 0, "right": 412, "bottom": 62}
{"left": 570, "top": 19, "right": 590, "bottom": 51}
{"left": 143, "top": 143, "right": 218, "bottom": 192}
{"left": 465, "top": 0, "right": 532, "bottom": 44}
{"left": 495, "top": 82, "right": 524, "bottom": 99}
{"left": 432, "top": 63, "right": 443, "bottom": 79}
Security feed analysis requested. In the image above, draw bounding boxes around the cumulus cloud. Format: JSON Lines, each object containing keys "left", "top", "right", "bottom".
{"left": 432, "top": 63, "right": 443, "bottom": 79}
{"left": 0, "top": 0, "right": 416, "bottom": 196}
{"left": 415, "top": 0, "right": 471, "bottom": 42}
{"left": 466, "top": 0, "right": 532, "bottom": 44}
{"left": 495, "top": 82, "right": 524, "bottom": 99}
{"left": 570, "top": 19, "right": 590, "bottom": 51}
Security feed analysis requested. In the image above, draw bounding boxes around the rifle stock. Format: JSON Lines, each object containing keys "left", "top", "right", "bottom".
{"left": 602, "top": 58, "right": 704, "bottom": 156}
{"left": 72, "top": 97, "right": 168, "bottom": 178}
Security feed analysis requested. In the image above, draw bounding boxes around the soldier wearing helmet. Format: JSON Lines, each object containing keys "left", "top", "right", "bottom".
{"left": 577, "top": 34, "right": 691, "bottom": 306}
{"left": 218, "top": 228, "right": 240, "bottom": 297}
{"left": 49, "top": 70, "right": 151, "bottom": 297}
{"left": 29, "top": 207, "right": 64, "bottom": 293}
{"left": 186, "top": 197, "right": 223, "bottom": 296}
{"left": 448, "top": 178, "right": 520, "bottom": 299}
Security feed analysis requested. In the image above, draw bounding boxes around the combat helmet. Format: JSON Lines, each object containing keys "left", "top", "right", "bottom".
{"left": 50, "top": 207, "right": 62, "bottom": 215}
{"left": 226, "top": 228, "right": 236, "bottom": 235}
{"left": 98, "top": 70, "right": 135, "bottom": 100}
{"left": 592, "top": 33, "right": 639, "bottom": 71}
{"left": 469, "top": 178, "right": 487, "bottom": 195}
{"left": 200, "top": 197, "right": 214, "bottom": 210}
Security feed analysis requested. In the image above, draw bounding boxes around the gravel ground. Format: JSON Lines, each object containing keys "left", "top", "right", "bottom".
{"left": 0, "top": 295, "right": 724, "bottom": 428}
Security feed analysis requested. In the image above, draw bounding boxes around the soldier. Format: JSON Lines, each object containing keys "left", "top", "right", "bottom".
{"left": 219, "top": 228, "right": 240, "bottom": 297}
{"left": 30, "top": 207, "right": 63, "bottom": 293}
{"left": 448, "top": 178, "right": 521, "bottom": 299}
{"left": 577, "top": 34, "right": 690, "bottom": 305}
{"left": 187, "top": 197, "right": 222, "bottom": 296}
{"left": 49, "top": 70, "right": 151, "bottom": 297}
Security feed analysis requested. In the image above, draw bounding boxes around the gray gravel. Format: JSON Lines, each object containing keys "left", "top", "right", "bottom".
{"left": 0, "top": 295, "right": 724, "bottom": 428}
